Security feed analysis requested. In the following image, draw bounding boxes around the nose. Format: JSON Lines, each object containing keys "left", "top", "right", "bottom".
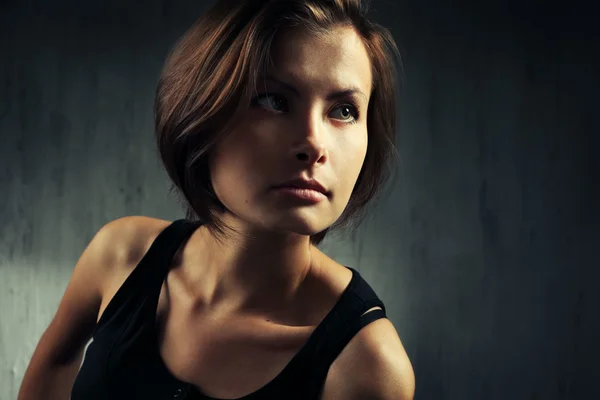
{"left": 289, "top": 113, "right": 329, "bottom": 165}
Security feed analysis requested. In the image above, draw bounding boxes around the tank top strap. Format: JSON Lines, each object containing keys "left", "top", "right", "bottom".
{"left": 139, "top": 218, "right": 202, "bottom": 289}
{"left": 314, "top": 267, "right": 387, "bottom": 364}
{"left": 287, "top": 267, "right": 387, "bottom": 397}
{"left": 93, "top": 218, "right": 200, "bottom": 336}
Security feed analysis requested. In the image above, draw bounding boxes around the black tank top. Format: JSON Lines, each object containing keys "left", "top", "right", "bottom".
{"left": 71, "top": 219, "right": 387, "bottom": 399}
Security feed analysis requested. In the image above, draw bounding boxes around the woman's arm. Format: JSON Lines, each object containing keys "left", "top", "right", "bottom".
{"left": 17, "top": 218, "right": 132, "bottom": 400}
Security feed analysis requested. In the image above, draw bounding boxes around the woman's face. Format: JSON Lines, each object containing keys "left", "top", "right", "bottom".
{"left": 209, "top": 25, "right": 372, "bottom": 238}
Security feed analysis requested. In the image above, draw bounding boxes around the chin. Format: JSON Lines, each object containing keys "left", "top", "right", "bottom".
{"left": 228, "top": 202, "right": 339, "bottom": 237}
{"left": 268, "top": 212, "right": 335, "bottom": 238}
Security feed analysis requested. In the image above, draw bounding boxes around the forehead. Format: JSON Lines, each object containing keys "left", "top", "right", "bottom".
{"left": 268, "top": 26, "right": 372, "bottom": 96}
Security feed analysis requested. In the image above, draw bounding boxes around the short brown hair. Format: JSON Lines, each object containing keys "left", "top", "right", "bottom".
{"left": 155, "top": 0, "right": 401, "bottom": 245}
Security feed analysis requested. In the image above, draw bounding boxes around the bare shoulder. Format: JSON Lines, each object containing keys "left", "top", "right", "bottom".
{"left": 95, "top": 215, "right": 173, "bottom": 319}
{"left": 98, "top": 215, "right": 172, "bottom": 267}
{"left": 322, "top": 317, "right": 415, "bottom": 400}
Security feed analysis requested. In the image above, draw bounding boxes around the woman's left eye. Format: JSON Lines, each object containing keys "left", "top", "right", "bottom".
{"left": 330, "top": 104, "right": 359, "bottom": 124}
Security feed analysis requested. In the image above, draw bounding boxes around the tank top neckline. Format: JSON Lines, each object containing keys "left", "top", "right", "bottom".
{"left": 151, "top": 266, "right": 359, "bottom": 400}
{"left": 129, "top": 219, "right": 360, "bottom": 399}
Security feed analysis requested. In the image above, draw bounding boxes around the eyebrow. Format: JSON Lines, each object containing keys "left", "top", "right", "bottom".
{"left": 259, "top": 75, "right": 368, "bottom": 102}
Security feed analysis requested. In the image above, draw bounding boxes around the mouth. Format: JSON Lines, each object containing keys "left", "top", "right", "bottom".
{"left": 273, "top": 178, "right": 329, "bottom": 196}
{"left": 271, "top": 186, "right": 327, "bottom": 203}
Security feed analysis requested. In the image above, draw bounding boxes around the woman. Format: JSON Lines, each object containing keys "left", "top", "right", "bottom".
{"left": 19, "top": 0, "right": 415, "bottom": 399}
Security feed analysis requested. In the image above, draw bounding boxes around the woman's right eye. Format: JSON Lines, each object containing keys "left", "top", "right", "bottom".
{"left": 251, "top": 93, "right": 288, "bottom": 112}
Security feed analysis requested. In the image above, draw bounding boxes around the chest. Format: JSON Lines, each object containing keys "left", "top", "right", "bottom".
{"left": 156, "top": 289, "right": 318, "bottom": 399}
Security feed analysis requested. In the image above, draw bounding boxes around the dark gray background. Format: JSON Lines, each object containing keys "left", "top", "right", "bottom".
{"left": 1, "top": 0, "right": 598, "bottom": 399}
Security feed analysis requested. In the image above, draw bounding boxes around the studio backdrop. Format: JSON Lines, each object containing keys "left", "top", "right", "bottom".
{"left": 1, "top": 1, "right": 598, "bottom": 399}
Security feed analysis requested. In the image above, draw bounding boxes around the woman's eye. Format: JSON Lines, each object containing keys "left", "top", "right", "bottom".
{"left": 330, "top": 104, "right": 359, "bottom": 123}
{"left": 252, "top": 94, "right": 288, "bottom": 112}
{"left": 251, "top": 95, "right": 359, "bottom": 124}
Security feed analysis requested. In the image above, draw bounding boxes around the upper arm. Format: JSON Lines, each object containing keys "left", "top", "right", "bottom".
{"left": 30, "top": 216, "right": 153, "bottom": 365}
{"left": 322, "top": 318, "right": 415, "bottom": 400}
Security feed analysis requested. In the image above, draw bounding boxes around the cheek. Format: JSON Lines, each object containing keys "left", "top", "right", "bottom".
{"left": 332, "top": 132, "right": 368, "bottom": 200}
{"left": 342, "top": 131, "right": 368, "bottom": 174}
{"left": 209, "top": 129, "right": 272, "bottom": 196}
{"left": 358, "top": 133, "right": 368, "bottom": 165}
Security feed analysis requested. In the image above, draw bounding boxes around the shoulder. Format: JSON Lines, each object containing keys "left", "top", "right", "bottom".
{"left": 92, "top": 216, "right": 172, "bottom": 294}
{"left": 95, "top": 215, "right": 172, "bottom": 264}
{"left": 322, "top": 317, "right": 415, "bottom": 400}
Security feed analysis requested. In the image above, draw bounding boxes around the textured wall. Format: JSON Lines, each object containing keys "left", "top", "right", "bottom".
{"left": 1, "top": 1, "right": 598, "bottom": 399}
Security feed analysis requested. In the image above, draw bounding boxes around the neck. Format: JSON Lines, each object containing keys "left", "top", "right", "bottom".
{"left": 186, "top": 217, "right": 324, "bottom": 314}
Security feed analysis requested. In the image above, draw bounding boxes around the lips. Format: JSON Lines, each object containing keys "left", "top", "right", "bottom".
{"left": 274, "top": 178, "right": 329, "bottom": 196}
